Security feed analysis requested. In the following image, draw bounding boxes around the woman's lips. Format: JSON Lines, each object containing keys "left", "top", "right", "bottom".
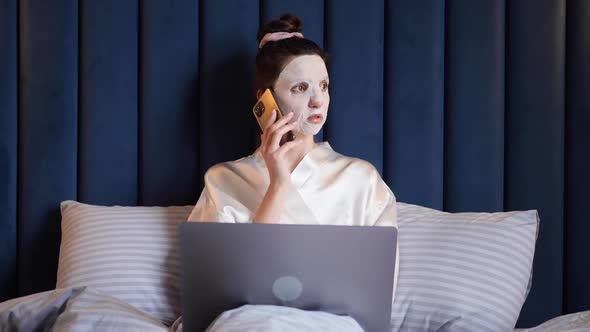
{"left": 307, "top": 114, "right": 323, "bottom": 124}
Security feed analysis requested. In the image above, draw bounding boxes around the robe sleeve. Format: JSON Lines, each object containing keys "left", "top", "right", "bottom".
{"left": 363, "top": 166, "right": 398, "bottom": 228}
{"left": 362, "top": 165, "right": 400, "bottom": 304}
{"left": 187, "top": 166, "right": 255, "bottom": 223}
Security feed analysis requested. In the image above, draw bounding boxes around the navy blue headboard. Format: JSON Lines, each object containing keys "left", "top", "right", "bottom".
{"left": 1, "top": 0, "right": 589, "bottom": 328}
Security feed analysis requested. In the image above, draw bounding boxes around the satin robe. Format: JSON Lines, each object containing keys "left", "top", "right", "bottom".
{"left": 188, "top": 141, "right": 399, "bottom": 301}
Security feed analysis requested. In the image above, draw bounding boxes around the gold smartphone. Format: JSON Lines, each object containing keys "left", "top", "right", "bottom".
{"left": 252, "top": 88, "right": 296, "bottom": 145}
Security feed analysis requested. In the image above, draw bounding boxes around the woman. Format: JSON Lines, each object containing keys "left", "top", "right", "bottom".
{"left": 189, "top": 13, "right": 397, "bottom": 229}
{"left": 186, "top": 13, "right": 398, "bottom": 331}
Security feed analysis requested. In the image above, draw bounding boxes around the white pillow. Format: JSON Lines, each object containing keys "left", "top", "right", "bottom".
{"left": 57, "top": 200, "right": 193, "bottom": 325}
{"left": 391, "top": 203, "right": 539, "bottom": 331}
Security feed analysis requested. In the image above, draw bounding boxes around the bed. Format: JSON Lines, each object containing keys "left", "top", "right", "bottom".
{"left": 1, "top": 201, "right": 589, "bottom": 331}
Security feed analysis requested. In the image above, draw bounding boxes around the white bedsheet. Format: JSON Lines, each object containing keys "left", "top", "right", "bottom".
{"left": 515, "top": 311, "right": 590, "bottom": 332}
{"left": 2, "top": 287, "right": 589, "bottom": 331}
{"left": 172, "top": 305, "right": 363, "bottom": 332}
{"left": 0, "top": 287, "right": 168, "bottom": 331}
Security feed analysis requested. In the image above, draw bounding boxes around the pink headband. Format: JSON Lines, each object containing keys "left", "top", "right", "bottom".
{"left": 258, "top": 32, "right": 304, "bottom": 48}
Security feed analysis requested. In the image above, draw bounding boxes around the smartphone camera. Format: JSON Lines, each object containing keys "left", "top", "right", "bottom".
{"left": 254, "top": 101, "right": 265, "bottom": 118}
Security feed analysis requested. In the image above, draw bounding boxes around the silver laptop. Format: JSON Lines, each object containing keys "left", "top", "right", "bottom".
{"left": 178, "top": 222, "right": 397, "bottom": 332}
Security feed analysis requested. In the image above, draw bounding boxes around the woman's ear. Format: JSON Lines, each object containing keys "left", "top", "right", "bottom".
{"left": 256, "top": 89, "right": 263, "bottom": 100}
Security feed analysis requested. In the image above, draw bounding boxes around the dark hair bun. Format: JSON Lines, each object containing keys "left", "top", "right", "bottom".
{"left": 257, "top": 13, "right": 303, "bottom": 44}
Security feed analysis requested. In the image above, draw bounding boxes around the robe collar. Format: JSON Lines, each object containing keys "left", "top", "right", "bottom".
{"left": 253, "top": 141, "right": 332, "bottom": 189}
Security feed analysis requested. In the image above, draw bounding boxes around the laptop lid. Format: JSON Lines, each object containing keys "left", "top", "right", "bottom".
{"left": 179, "top": 223, "right": 397, "bottom": 332}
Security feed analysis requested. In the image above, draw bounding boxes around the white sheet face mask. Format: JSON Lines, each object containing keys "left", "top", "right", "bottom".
{"left": 273, "top": 55, "right": 330, "bottom": 137}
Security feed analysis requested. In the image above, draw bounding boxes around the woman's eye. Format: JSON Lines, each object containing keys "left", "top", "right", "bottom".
{"left": 321, "top": 82, "right": 329, "bottom": 91}
{"left": 291, "top": 83, "right": 307, "bottom": 93}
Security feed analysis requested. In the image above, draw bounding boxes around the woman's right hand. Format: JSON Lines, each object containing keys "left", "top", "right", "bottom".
{"left": 259, "top": 110, "right": 301, "bottom": 187}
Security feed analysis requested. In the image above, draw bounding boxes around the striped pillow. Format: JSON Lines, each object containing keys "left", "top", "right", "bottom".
{"left": 391, "top": 203, "right": 539, "bottom": 332}
{"left": 57, "top": 200, "right": 193, "bottom": 326}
